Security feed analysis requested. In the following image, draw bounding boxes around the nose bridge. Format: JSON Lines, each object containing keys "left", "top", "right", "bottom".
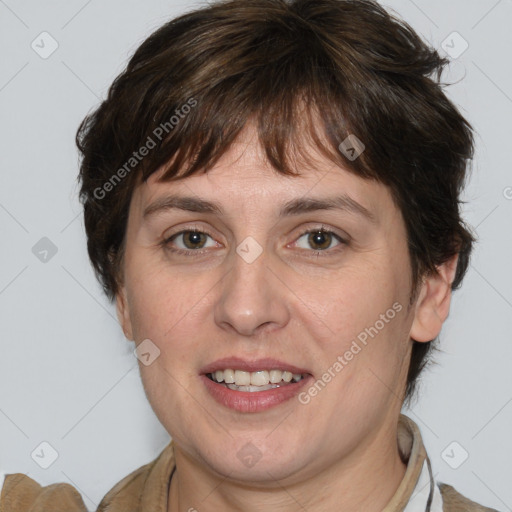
{"left": 214, "top": 240, "right": 290, "bottom": 336}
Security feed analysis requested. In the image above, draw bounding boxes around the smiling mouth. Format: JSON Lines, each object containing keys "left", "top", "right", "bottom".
{"left": 206, "top": 368, "right": 306, "bottom": 392}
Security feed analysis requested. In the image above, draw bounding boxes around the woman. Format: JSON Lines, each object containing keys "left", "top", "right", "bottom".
{"left": 0, "top": 0, "right": 499, "bottom": 510}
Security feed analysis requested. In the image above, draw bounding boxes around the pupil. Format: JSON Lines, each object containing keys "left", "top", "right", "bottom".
{"left": 184, "top": 231, "right": 205, "bottom": 249}
{"left": 309, "top": 231, "right": 330, "bottom": 250}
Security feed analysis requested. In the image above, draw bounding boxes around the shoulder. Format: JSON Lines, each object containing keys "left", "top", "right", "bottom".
{"left": 96, "top": 441, "right": 175, "bottom": 511}
{"left": 439, "top": 482, "right": 501, "bottom": 512}
{"left": 96, "top": 457, "right": 158, "bottom": 511}
{"left": 0, "top": 473, "right": 87, "bottom": 512}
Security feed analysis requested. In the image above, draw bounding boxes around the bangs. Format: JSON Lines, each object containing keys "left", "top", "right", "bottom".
{"left": 146, "top": 87, "right": 373, "bottom": 185}
{"left": 121, "top": 9, "right": 380, "bottom": 185}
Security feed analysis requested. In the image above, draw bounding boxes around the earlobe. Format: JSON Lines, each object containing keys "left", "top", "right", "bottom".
{"left": 116, "top": 287, "right": 134, "bottom": 341}
{"left": 409, "top": 254, "right": 459, "bottom": 343}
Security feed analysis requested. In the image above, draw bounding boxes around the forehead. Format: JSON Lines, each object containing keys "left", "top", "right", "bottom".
{"left": 130, "top": 123, "right": 400, "bottom": 234}
{"left": 131, "top": 123, "right": 399, "bottom": 225}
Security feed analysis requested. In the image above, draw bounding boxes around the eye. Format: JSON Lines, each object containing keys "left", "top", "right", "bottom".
{"left": 293, "top": 227, "right": 346, "bottom": 255}
{"left": 161, "top": 226, "right": 347, "bottom": 258}
{"left": 163, "top": 229, "right": 218, "bottom": 254}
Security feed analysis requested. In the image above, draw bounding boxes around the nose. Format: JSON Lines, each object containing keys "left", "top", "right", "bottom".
{"left": 213, "top": 245, "right": 291, "bottom": 337}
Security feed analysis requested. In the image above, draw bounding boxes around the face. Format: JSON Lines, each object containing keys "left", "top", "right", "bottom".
{"left": 116, "top": 124, "right": 454, "bottom": 485}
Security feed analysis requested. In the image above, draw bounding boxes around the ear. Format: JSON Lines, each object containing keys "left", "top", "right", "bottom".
{"left": 116, "top": 286, "right": 134, "bottom": 341}
{"left": 409, "top": 253, "right": 459, "bottom": 343}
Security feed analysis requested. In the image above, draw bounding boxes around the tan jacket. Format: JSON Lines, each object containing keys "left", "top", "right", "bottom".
{"left": 0, "top": 415, "right": 499, "bottom": 511}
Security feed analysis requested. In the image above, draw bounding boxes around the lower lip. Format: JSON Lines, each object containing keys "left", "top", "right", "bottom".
{"left": 201, "top": 374, "right": 312, "bottom": 413}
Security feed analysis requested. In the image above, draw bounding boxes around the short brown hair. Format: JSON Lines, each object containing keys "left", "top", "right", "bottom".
{"left": 76, "top": 0, "right": 476, "bottom": 403}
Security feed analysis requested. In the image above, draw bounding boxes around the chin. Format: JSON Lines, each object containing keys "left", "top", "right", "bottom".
{"left": 209, "top": 450, "right": 307, "bottom": 485}
{"left": 191, "top": 434, "right": 312, "bottom": 484}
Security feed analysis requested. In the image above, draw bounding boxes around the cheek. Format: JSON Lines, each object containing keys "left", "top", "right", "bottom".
{"left": 307, "top": 264, "right": 410, "bottom": 389}
{"left": 313, "top": 263, "right": 399, "bottom": 337}
{"left": 124, "top": 256, "right": 203, "bottom": 340}
{"left": 125, "top": 271, "right": 201, "bottom": 422}
{"left": 124, "top": 266, "right": 217, "bottom": 405}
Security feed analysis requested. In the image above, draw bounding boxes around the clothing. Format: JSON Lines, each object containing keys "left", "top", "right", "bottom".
{"left": 0, "top": 414, "right": 499, "bottom": 511}
{"left": 0, "top": 471, "right": 87, "bottom": 512}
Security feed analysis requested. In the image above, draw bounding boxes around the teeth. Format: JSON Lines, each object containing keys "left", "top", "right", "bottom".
{"left": 234, "top": 370, "right": 251, "bottom": 386}
{"left": 209, "top": 369, "right": 304, "bottom": 387}
{"left": 223, "top": 369, "right": 235, "bottom": 383}
{"left": 282, "top": 371, "right": 293, "bottom": 383}
{"left": 251, "top": 370, "right": 269, "bottom": 386}
{"left": 269, "top": 370, "right": 282, "bottom": 384}
{"left": 226, "top": 383, "right": 279, "bottom": 392}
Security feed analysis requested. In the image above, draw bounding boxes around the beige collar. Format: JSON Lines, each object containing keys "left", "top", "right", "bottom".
{"left": 384, "top": 414, "right": 429, "bottom": 511}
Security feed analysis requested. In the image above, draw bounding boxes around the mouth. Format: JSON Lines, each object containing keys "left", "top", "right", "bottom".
{"left": 200, "top": 357, "right": 313, "bottom": 412}
{"left": 206, "top": 368, "right": 306, "bottom": 392}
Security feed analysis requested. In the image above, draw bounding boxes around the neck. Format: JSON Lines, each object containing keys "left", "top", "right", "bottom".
{"left": 167, "top": 420, "right": 408, "bottom": 512}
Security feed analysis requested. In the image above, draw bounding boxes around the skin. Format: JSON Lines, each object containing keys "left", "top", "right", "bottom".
{"left": 116, "top": 123, "right": 458, "bottom": 512}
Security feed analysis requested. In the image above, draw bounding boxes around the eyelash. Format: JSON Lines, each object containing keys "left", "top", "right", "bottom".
{"left": 161, "top": 225, "right": 348, "bottom": 258}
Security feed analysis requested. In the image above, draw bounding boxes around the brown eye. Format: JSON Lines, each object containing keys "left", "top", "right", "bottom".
{"left": 307, "top": 231, "right": 333, "bottom": 250}
{"left": 295, "top": 229, "right": 343, "bottom": 252}
{"left": 165, "top": 230, "right": 216, "bottom": 252}
{"left": 181, "top": 231, "right": 208, "bottom": 249}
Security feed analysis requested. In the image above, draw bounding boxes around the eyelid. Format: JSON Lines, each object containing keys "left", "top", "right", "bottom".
{"left": 291, "top": 224, "right": 349, "bottom": 244}
{"left": 162, "top": 222, "right": 218, "bottom": 242}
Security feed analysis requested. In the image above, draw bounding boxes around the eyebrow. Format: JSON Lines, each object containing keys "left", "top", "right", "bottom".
{"left": 143, "top": 193, "right": 377, "bottom": 223}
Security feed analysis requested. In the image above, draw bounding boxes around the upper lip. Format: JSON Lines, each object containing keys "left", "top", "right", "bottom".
{"left": 200, "top": 357, "right": 311, "bottom": 375}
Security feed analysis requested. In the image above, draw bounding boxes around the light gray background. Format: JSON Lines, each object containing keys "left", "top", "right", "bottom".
{"left": 0, "top": 0, "right": 511, "bottom": 510}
